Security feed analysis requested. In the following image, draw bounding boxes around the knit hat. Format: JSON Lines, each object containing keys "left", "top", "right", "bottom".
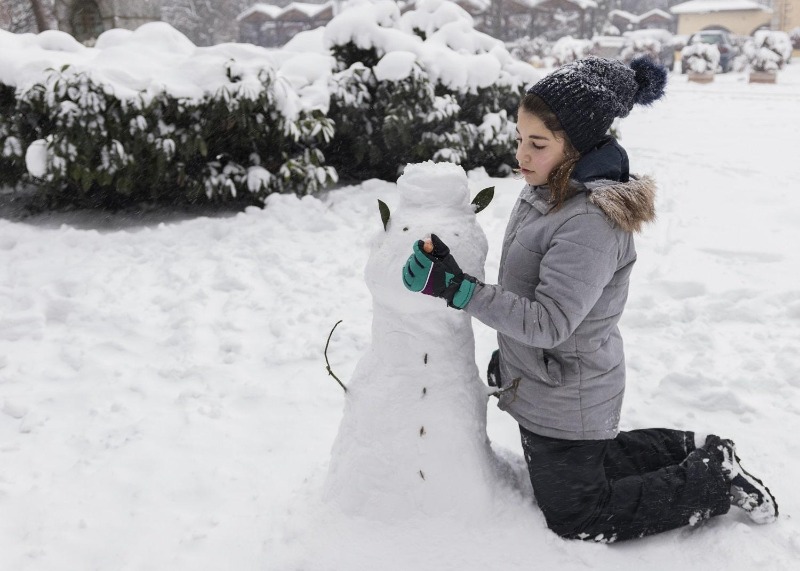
{"left": 527, "top": 56, "right": 667, "bottom": 154}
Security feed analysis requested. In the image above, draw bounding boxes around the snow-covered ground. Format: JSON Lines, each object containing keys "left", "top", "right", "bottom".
{"left": 1, "top": 64, "right": 800, "bottom": 570}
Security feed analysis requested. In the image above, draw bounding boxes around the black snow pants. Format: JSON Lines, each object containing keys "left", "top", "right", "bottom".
{"left": 519, "top": 426, "right": 731, "bottom": 543}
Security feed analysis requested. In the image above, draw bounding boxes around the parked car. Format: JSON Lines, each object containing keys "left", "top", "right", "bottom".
{"left": 620, "top": 29, "right": 676, "bottom": 70}
{"left": 681, "top": 30, "right": 738, "bottom": 73}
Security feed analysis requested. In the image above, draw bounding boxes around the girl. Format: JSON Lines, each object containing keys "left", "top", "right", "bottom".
{"left": 402, "top": 56, "right": 778, "bottom": 542}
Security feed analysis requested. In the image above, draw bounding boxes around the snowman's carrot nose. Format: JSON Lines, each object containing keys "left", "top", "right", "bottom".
{"left": 423, "top": 239, "right": 433, "bottom": 254}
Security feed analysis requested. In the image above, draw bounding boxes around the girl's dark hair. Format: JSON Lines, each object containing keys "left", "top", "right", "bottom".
{"left": 518, "top": 92, "right": 580, "bottom": 211}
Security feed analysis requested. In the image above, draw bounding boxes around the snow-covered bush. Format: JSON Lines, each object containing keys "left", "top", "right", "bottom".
{"left": 4, "top": 65, "right": 335, "bottom": 209}
{"left": 681, "top": 42, "right": 720, "bottom": 74}
{"left": 791, "top": 27, "right": 800, "bottom": 50}
{"left": 551, "top": 36, "right": 593, "bottom": 66}
{"left": 0, "top": 82, "right": 26, "bottom": 188}
{"left": 507, "top": 36, "right": 552, "bottom": 66}
{"left": 0, "top": 2, "right": 540, "bottom": 207}
{"left": 323, "top": 0, "right": 538, "bottom": 180}
{"left": 619, "top": 36, "right": 663, "bottom": 65}
{"left": 327, "top": 57, "right": 465, "bottom": 180}
{"left": 601, "top": 23, "right": 621, "bottom": 37}
{"left": 746, "top": 45, "right": 783, "bottom": 72}
{"left": 750, "top": 30, "right": 793, "bottom": 69}
{"left": 617, "top": 29, "right": 675, "bottom": 70}
{"left": 0, "top": 24, "right": 337, "bottom": 209}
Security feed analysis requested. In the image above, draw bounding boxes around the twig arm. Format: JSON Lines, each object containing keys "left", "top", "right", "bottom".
{"left": 324, "top": 320, "right": 348, "bottom": 393}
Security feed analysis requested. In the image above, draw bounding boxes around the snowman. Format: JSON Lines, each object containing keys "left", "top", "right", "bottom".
{"left": 325, "top": 161, "right": 515, "bottom": 520}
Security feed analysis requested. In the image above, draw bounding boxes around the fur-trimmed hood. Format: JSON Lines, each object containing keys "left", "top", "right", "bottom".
{"left": 570, "top": 137, "right": 656, "bottom": 233}
{"left": 585, "top": 175, "right": 657, "bottom": 233}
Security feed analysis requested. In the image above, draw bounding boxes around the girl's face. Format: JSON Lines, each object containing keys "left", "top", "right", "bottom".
{"left": 515, "top": 108, "right": 567, "bottom": 187}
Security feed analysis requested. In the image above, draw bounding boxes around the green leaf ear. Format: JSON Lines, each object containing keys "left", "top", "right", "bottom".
{"left": 472, "top": 186, "right": 495, "bottom": 214}
{"left": 378, "top": 199, "right": 390, "bottom": 231}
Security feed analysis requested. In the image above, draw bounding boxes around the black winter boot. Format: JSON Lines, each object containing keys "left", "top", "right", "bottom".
{"left": 704, "top": 435, "right": 779, "bottom": 524}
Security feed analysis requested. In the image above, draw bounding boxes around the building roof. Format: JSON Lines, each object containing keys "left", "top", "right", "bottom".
{"left": 638, "top": 9, "right": 673, "bottom": 21}
{"left": 237, "top": 3, "right": 283, "bottom": 22}
{"left": 609, "top": 9, "right": 639, "bottom": 22}
{"left": 279, "top": 2, "right": 333, "bottom": 20}
{"left": 237, "top": 2, "right": 335, "bottom": 22}
{"left": 507, "top": 0, "right": 598, "bottom": 10}
{"left": 670, "top": 0, "right": 772, "bottom": 15}
{"left": 609, "top": 8, "right": 673, "bottom": 24}
{"left": 535, "top": 0, "right": 598, "bottom": 9}
{"left": 398, "top": 0, "right": 491, "bottom": 14}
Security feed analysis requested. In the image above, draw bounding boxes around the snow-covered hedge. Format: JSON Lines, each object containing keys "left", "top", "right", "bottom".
{"left": 10, "top": 65, "right": 335, "bottom": 209}
{"left": 0, "top": 0, "right": 539, "bottom": 209}
{"left": 322, "top": 0, "right": 538, "bottom": 180}
{"left": 0, "top": 25, "right": 336, "bottom": 208}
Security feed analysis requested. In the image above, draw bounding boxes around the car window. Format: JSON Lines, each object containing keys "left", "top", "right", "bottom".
{"left": 698, "top": 33, "right": 722, "bottom": 44}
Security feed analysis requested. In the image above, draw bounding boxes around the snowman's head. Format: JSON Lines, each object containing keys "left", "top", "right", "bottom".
{"left": 365, "top": 162, "right": 488, "bottom": 314}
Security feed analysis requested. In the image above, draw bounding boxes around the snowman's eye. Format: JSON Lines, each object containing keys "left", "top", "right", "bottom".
{"left": 403, "top": 227, "right": 409, "bottom": 231}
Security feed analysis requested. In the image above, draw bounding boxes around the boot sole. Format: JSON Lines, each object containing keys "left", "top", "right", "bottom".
{"left": 731, "top": 455, "right": 779, "bottom": 524}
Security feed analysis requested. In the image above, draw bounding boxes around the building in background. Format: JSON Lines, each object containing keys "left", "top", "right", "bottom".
{"left": 54, "top": 0, "right": 161, "bottom": 43}
{"left": 670, "top": 0, "right": 773, "bottom": 35}
{"left": 637, "top": 8, "right": 675, "bottom": 31}
{"left": 772, "top": 0, "right": 799, "bottom": 32}
{"left": 237, "top": 2, "right": 336, "bottom": 46}
{"left": 608, "top": 9, "right": 639, "bottom": 32}
{"left": 609, "top": 7, "right": 674, "bottom": 32}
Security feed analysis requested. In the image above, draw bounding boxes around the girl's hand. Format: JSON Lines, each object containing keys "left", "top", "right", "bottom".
{"left": 401, "top": 234, "right": 477, "bottom": 309}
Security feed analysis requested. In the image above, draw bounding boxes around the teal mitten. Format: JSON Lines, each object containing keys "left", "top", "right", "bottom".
{"left": 401, "top": 234, "right": 477, "bottom": 309}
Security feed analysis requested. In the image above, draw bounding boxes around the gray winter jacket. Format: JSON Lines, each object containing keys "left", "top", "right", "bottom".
{"left": 465, "top": 149, "right": 656, "bottom": 440}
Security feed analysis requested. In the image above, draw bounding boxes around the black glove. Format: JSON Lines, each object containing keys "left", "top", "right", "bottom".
{"left": 401, "top": 234, "right": 477, "bottom": 309}
{"left": 487, "top": 349, "right": 500, "bottom": 387}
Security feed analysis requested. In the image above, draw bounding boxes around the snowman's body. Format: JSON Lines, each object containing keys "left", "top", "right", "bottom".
{"left": 325, "top": 162, "right": 505, "bottom": 520}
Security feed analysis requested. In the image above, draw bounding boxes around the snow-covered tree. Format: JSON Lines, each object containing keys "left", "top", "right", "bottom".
{"left": 0, "top": 0, "right": 55, "bottom": 33}
{"left": 29, "top": 0, "right": 52, "bottom": 30}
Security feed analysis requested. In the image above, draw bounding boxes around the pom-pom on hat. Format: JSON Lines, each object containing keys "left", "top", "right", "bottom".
{"left": 527, "top": 56, "right": 667, "bottom": 154}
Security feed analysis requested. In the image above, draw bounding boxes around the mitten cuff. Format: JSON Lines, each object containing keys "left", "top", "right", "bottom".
{"left": 448, "top": 274, "right": 478, "bottom": 309}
